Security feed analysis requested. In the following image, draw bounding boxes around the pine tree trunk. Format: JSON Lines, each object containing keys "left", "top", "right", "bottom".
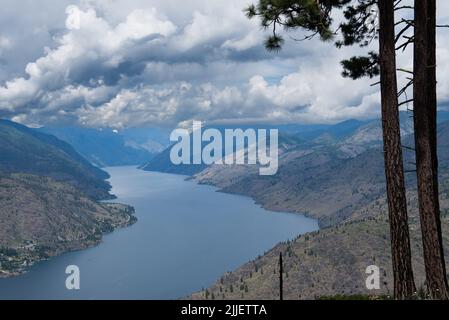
{"left": 378, "top": 0, "right": 416, "bottom": 299}
{"left": 414, "top": 0, "right": 449, "bottom": 299}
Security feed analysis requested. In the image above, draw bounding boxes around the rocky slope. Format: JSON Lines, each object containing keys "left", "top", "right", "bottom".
{"left": 191, "top": 185, "right": 449, "bottom": 300}
{"left": 0, "top": 119, "right": 138, "bottom": 277}
{"left": 0, "top": 173, "right": 136, "bottom": 277}
{"left": 195, "top": 146, "right": 388, "bottom": 228}
{"left": 190, "top": 120, "right": 449, "bottom": 299}
{"left": 193, "top": 118, "right": 445, "bottom": 228}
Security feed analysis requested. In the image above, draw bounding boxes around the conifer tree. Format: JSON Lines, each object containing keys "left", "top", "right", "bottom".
{"left": 413, "top": 0, "right": 449, "bottom": 299}
{"left": 245, "top": 0, "right": 416, "bottom": 299}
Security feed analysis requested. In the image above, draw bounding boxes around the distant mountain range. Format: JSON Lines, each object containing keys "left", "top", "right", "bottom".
{"left": 139, "top": 123, "right": 350, "bottom": 176}
{"left": 140, "top": 129, "right": 305, "bottom": 176}
{"left": 191, "top": 114, "right": 449, "bottom": 227}
{"left": 141, "top": 112, "right": 417, "bottom": 176}
{"left": 38, "top": 126, "right": 171, "bottom": 167}
{"left": 2, "top": 112, "right": 449, "bottom": 292}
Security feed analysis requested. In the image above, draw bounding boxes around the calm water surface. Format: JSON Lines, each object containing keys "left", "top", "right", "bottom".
{"left": 0, "top": 166, "right": 318, "bottom": 299}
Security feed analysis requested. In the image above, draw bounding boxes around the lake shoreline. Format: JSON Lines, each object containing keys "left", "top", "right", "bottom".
{"left": 0, "top": 202, "right": 136, "bottom": 279}
{"left": 0, "top": 167, "right": 318, "bottom": 299}
{"left": 184, "top": 171, "right": 324, "bottom": 228}
{"left": 193, "top": 179, "right": 323, "bottom": 228}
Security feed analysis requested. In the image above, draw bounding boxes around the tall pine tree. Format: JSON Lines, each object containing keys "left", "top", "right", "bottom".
{"left": 340, "top": 0, "right": 448, "bottom": 300}
{"left": 377, "top": 0, "right": 416, "bottom": 298}
{"left": 245, "top": 0, "right": 416, "bottom": 299}
{"left": 413, "top": 0, "right": 449, "bottom": 299}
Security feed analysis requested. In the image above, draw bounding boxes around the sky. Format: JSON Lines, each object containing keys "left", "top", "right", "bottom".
{"left": 0, "top": 0, "right": 449, "bottom": 129}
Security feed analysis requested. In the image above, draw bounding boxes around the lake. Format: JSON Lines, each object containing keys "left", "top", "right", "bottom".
{"left": 0, "top": 166, "right": 318, "bottom": 299}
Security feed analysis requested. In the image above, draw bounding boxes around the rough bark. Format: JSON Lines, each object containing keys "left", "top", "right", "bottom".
{"left": 378, "top": 0, "right": 416, "bottom": 299}
{"left": 414, "top": 0, "right": 449, "bottom": 299}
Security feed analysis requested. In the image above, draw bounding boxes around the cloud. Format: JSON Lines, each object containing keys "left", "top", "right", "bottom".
{"left": 222, "top": 31, "right": 262, "bottom": 52}
{"left": 1, "top": 0, "right": 448, "bottom": 128}
{"left": 65, "top": 52, "right": 379, "bottom": 128}
{"left": 0, "top": 5, "right": 177, "bottom": 110}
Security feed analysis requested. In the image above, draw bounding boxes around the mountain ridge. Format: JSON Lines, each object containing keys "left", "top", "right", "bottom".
{"left": 38, "top": 126, "right": 170, "bottom": 167}
{"left": 0, "top": 120, "right": 137, "bottom": 277}
{"left": 0, "top": 120, "right": 112, "bottom": 200}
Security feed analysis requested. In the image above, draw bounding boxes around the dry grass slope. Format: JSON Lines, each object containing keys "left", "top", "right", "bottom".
{"left": 0, "top": 173, "right": 136, "bottom": 277}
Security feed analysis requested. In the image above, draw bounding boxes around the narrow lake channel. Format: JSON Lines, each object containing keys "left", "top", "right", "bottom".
{"left": 0, "top": 166, "right": 318, "bottom": 299}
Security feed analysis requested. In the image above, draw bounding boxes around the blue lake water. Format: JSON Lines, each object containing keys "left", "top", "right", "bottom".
{"left": 0, "top": 166, "right": 318, "bottom": 300}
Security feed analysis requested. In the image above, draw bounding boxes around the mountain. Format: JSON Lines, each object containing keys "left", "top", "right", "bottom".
{"left": 140, "top": 117, "right": 396, "bottom": 176}
{"left": 190, "top": 118, "right": 390, "bottom": 227}
{"left": 38, "top": 126, "right": 171, "bottom": 167}
{"left": 142, "top": 115, "right": 448, "bottom": 229}
{"left": 141, "top": 129, "right": 304, "bottom": 176}
{"left": 0, "top": 120, "right": 112, "bottom": 200}
{"left": 192, "top": 206, "right": 449, "bottom": 299}
{"left": 291, "top": 119, "right": 371, "bottom": 141}
{"left": 140, "top": 142, "right": 208, "bottom": 176}
{"left": 195, "top": 146, "right": 387, "bottom": 227}
{"left": 0, "top": 173, "right": 135, "bottom": 277}
{"left": 191, "top": 120, "right": 449, "bottom": 300}
{"left": 150, "top": 112, "right": 446, "bottom": 179}
{"left": 0, "top": 119, "right": 137, "bottom": 276}
{"left": 140, "top": 118, "right": 368, "bottom": 176}
{"left": 336, "top": 113, "right": 414, "bottom": 157}
{"left": 192, "top": 117, "right": 449, "bottom": 228}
